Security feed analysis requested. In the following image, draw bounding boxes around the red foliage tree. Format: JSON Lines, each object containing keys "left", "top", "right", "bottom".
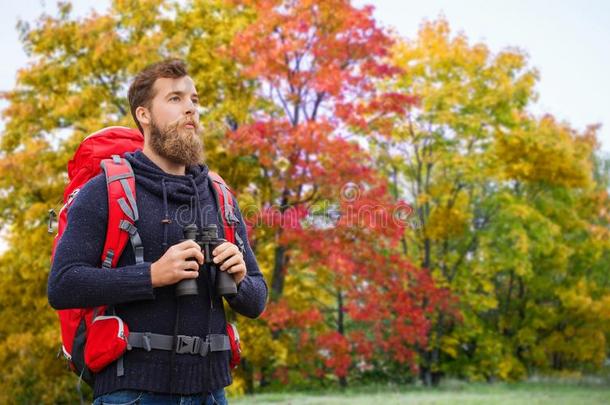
{"left": 228, "top": 0, "right": 457, "bottom": 385}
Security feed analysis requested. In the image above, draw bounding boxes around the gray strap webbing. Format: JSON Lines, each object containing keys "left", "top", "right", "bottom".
{"left": 118, "top": 198, "right": 135, "bottom": 222}
{"left": 209, "top": 334, "right": 231, "bottom": 351}
{"left": 119, "top": 219, "right": 137, "bottom": 235}
{"left": 106, "top": 173, "right": 133, "bottom": 183}
{"left": 119, "top": 220, "right": 144, "bottom": 264}
{"left": 219, "top": 184, "right": 239, "bottom": 224}
{"left": 102, "top": 250, "right": 114, "bottom": 268}
{"left": 217, "top": 182, "right": 243, "bottom": 251}
{"left": 128, "top": 332, "right": 230, "bottom": 356}
{"left": 119, "top": 179, "right": 139, "bottom": 221}
{"left": 235, "top": 231, "right": 245, "bottom": 253}
{"left": 117, "top": 356, "right": 124, "bottom": 377}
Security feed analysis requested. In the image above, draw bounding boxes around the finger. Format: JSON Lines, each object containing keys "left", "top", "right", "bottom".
{"left": 174, "top": 239, "right": 201, "bottom": 251}
{"left": 220, "top": 255, "right": 242, "bottom": 271}
{"left": 177, "top": 246, "right": 202, "bottom": 258}
{"left": 226, "top": 263, "right": 246, "bottom": 275}
{"left": 228, "top": 264, "right": 246, "bottom": 285}
{"left": 214, "top": 250, "right": 238, "bottom": 266}
{"left": 183, "top": 260, "right": 200, "bottom": 272}
{"left": 181, "top": 268, "right": 200, "bottom": 279}
{"left": 213, "top": 246, "right": 238, "bottom": 264}
{"left": 178, "top": 247, "right": 204, "bottom": 264}
{"left": 212, "top": 242, "right": 233, "bottom": 257}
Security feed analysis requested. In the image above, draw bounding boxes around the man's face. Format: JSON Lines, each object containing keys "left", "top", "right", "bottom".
{"left": 147, "top": 75, "right": 203, "bottom": 166}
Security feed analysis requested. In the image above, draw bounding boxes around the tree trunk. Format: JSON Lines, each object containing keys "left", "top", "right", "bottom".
{"left": 259, "top": 364, "right": 270, "bottom": 388}
{"left": 241, "top": 358, "right": 255, "bottom": 394}
{"left": 423, "top": 237, "right": 431, "bottom": 269}
{"left": 270, "top": 191, "right": 290, "bottom": 302}
{"left": 419, "top": 311, "right": 444, "bottom": 386}
{"left": 337, "top": 288, "right": 348, "bottom": 387}
{"left": 419, "top": 347, "right": 442, "bottom": 386}
{"left": 271, "top": 242, "right": 287, "bottom": 302}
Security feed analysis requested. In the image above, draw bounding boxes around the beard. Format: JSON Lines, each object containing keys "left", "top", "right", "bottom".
{"left": 149, "top": 115, "right": 203, "bottom": 167}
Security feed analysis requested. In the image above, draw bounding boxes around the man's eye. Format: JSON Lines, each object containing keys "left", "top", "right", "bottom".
{"left": 169, "top": 96, "right": 180, "bottom": 102}
{"left": 192, "top": 98, "right": 200, "bottom": 105}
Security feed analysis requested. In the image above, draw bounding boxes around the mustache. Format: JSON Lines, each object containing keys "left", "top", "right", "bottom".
{"left": 166, "top": 117, "right": 201, "bottom": 132}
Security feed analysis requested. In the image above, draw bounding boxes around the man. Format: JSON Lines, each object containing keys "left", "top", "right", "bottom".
{"left": 48, "top": 59, "right": 267, "bottom": 404}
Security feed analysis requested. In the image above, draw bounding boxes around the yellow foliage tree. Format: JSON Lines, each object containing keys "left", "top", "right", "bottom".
{"left": 0, "top": 1, "right": 256, "bottom": 402}
{"left": 377, "top": 18, "right": 610, "bottom": 383}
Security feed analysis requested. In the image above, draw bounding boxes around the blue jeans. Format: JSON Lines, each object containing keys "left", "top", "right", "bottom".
{"left": 92, "top": 388, "right": 227, "bottom": 405}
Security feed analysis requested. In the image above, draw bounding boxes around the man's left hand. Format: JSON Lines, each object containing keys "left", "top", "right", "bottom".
{"left": 212, "top": 242, "right": 246, "bottom": 286}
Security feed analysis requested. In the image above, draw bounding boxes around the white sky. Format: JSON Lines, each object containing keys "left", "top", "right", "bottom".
{"left": 1, "top": 0, "right": 609, "bottom": 155}
{"left": 355, "top": 0, "right": 610, "bottom": 155}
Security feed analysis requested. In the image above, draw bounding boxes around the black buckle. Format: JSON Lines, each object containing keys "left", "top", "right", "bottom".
{"left": 175, "top": 335, "right": 201, "bottom": 355}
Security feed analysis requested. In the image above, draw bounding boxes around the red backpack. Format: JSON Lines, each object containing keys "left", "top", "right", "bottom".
{"left": 50, "top": 126, "right": 242, "bottom": 385}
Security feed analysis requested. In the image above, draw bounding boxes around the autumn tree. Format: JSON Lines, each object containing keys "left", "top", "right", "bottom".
{"left": 379, "top": 18, "right": 610, "bottom": 384}
{"left": 0, "top": 0, "right": 448, "bottom": 398}
{"left": 225, "top": 0, "right": 451, "bottom": 388}
{"left": 5, "top": 1, "right": 604, "bottom": 400}
{"left": 0, "top": 0, "right": 252, "bottom": 401}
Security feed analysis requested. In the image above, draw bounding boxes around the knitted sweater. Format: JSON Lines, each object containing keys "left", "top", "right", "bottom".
{"left": 48, "top": 150, "right": 267, "bottom": 397}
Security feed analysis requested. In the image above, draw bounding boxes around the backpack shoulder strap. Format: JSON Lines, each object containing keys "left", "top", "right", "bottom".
{"left": 100, "top": 155, "right": 143, "bottom": 268}
{"left": 208, "top": 171, "right": 244, "bottom": 251}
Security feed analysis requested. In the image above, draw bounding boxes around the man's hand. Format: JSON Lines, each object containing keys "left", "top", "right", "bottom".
{"left": 150, "top": 240, "right": 204, "bottom": 288}
{"left": 213, "top": 242, "right": 246, "bottom": 286}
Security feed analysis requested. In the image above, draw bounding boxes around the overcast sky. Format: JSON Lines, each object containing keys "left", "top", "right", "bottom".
{"left": 2, "top": 0, "right": 609, "bottom": 155}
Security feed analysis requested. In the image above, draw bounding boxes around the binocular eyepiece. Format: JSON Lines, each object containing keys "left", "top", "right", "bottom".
{"left": 175, "top": 223, "right": 238, "bottom": 298}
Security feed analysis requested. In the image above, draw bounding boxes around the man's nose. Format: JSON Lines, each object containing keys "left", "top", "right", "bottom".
{"left": 184, "top": 100, "right": 197, "bottom": 115}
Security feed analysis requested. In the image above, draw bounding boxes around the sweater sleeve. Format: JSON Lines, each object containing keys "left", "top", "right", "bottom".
{"left": 225, "top": 197, "right": 268, "bottom": 318}
{"left": 47, "top": 175, "right": 155, "bottom": 309}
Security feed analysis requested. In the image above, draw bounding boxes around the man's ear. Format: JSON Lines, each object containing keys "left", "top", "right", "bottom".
{"left": 135, "top": 106, "right": 151, "bottom": 127}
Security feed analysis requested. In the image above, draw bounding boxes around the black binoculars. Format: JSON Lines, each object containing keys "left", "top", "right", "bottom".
{"left": 175, "top": 223, "right": 238, "bottom": 298}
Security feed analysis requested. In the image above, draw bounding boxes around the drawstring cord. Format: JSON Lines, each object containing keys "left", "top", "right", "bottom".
{"left": 161, "top": 178, "right": 171, "bottom": 252}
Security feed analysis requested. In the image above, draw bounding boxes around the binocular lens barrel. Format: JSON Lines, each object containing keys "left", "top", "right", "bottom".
{"left": 175, "top": 224, "right": 238, "bottom": 298}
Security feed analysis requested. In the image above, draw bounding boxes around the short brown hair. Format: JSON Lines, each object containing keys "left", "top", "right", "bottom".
{"left": 128, "top": 59, "right": 189, "bottom": 133}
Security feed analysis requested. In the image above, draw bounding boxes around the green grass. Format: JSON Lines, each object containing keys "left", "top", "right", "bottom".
{"left": 229, "top": 379, "right": 610, "bottom": 404}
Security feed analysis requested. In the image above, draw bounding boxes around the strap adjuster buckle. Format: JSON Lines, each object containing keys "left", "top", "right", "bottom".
{"left": 142, "top": 332, "right": 152, "bottom": 352}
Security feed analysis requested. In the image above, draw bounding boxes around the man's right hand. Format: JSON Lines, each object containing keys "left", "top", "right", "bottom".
{"left": 150, "top": 240, "right": 204, "bottom": 288}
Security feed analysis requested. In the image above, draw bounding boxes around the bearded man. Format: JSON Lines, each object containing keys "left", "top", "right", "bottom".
{"left": 48, "top": 59, "right": 267, "bottom": 405}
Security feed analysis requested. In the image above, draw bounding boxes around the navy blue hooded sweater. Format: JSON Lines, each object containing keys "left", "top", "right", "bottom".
{"left": 48, "top": 150, "right": 268, "bottom": 397}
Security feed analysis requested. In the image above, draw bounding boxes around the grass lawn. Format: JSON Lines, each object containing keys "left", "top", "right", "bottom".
{"left": 228, "top": 379, "right": 610, "bottom": 404}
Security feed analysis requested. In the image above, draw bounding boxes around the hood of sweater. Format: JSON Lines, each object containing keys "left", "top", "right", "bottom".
{"left": 125, "top": 150, "right": 211, "bottom": 203}
{"left": 124, "top": 150, "right": 212, "bottom": 243}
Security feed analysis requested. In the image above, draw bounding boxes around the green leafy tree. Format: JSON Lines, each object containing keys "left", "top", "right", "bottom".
{"left": 377, "top": 19, "right": 610, "bottom": 384}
